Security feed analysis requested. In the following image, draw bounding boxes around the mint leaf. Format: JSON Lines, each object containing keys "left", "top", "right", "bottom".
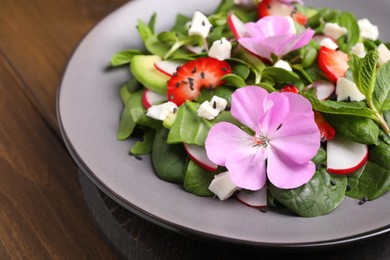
{"left": 302, "top": 93, "right": 376, "bottom": 119}
{"left": 348, "top": 50, "right": 378, "bottom": 98}
{"left": 373, "top": 62, "right": 390, "bottom": 111}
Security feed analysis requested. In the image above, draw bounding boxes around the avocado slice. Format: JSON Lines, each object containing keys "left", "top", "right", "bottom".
{"left": 130, "top": 55, "right": 169, "bottom": 94}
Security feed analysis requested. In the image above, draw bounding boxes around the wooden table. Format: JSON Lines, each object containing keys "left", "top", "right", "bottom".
{"left": 1, "top": 0, "right": 390, "bottom": 259}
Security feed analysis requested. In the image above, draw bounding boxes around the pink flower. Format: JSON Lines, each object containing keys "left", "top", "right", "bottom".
{"left": 205, "top": 86, "right": 321, "bottom": 190}
{"left": 238, "top": 16, "right": 314, "bottom": 61}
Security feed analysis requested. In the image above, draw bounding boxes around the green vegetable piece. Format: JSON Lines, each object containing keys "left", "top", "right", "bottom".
{"left": 119, "top": 84, "right": 132, "bottom": 105}
{"left": 152, "top": 128, "right": 188, "bottom": 183}
{"left": 373, "top": 61, "right": 390, "bottom": 112}
{"left": 136, "top": 19, "right": 154, "bottom": 43}
{"left": 311, "top": 146, "right": 326, "bottom": 165}
{"left": 324, "top": 114, "right": 379, "bottom": 144}
{"left": 336, "top": 12, "right": 359, "bottom": 52}
{"left": 183, "top": 160, "right": 217, "bottom": 196}
{"left": 162, "top": 112, "right": 177, "bottom": 129}
{"left": 220, "top": 74, "right": 246, "bottom": 88}
{"left": 130, "top": 55, "right": 169, "bottom": 94}
{"left": 110, "top": 49, "right": 143, "bottom": 67}
{"left": 130, "top": 129, "right": 155, "bottom": 155}
{"left": 270, "top": 169, "right": 347, "bottom": 217}
{"left": 261, "top": 67, "right": 300, "bottom": 84}
{"left": 167, "top": 101, "right": 212, "bottom": 145}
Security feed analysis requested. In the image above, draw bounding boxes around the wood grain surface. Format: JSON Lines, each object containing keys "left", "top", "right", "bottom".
{"left": 1, "top": 0, "right": 390, "bottom": 259}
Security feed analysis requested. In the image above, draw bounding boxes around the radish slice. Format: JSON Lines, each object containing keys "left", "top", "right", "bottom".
{"left": 314, "top": 80, "right": 335, "bottom": 100}
{"left": 154, "top": 60, "right": 185, "bottom": 76}
{"left": 141, "top": 89, "right": 167, "bottom": 109}
{"left": 236, "top": 187, "right": 267, "bottom": 209}
{"left": 227, "top": 13, "right": 247, "bottom": 39}
{"left": 183, "top": 143, "right": 218, "bottom": 172}
{"left": 327, "top": 135, "right": 368, "bottom": 174}
{"left": 185, "top": 45, "right": 206, "bottom": 54}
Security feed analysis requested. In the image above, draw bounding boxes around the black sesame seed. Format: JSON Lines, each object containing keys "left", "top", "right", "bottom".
{"left": 173, "top": 107, "right": 178, "bottom": 114}
{"left": 267, "top": 4, "right": 271, "bottom": 9}
{"left": 175, "top": 82, "right": 180, "bottom": 88}
{"left": 202, "top": 20, "right": 206, "bottom": 26}
{"left": 209, "top": 84, "right": 213, "bottom": 91}
{"left": 359, "top": 197, "right": 368, "bottom": 205}
{"left": 346, "top": 184, "right": 351, "bottom": 192}
{"left": 320, "top": 163, "right": 327, "bottom": 168}
{"left": 330, "top": 180, "right": 336, "bottom": 186}
{"left": 259, "top": 208, "right": 267, "bottom": 213}
{"left": 213, "top": 101, "right": 217, "bottom": 109}
{"left": 135, "top": 155, "right": 142, "bottom": 160}
{"left": 200, "top": 72, "right": 205, "bottom": 79}
{"left": 176, "top": 66, "right": 181, "bottom": 71}
{"left": 221, "top": 67, "right": 228, "bottom": 72}
{"left": 192, "top": 66, "right": 197, "bottom": 73}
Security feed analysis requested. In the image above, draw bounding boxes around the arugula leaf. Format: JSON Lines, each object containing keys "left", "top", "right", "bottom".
{"left": 348, "top": 50, "right": 378, "bottom": 99}
{"left": 152, "top": 128, "right": 188, "bottom": 183}
{"left": 373, "top": 62, "right": 390, "bottom": 112}
{"left": 183, "top": 160, "right": 217, "bottom": 196}
{"left": 270, "top": 169, "right": 347, "bottom": 217}
{"left": 110, "top": 49, "right": 143, "bottom": 66}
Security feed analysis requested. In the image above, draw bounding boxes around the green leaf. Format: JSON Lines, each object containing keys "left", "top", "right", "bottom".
{"left": 348, "top": 50, "right": 378, "bottom": 98}
{"left": 197, "top": 87, "right": 234, "bottom": 105}
{"left": 172, "top": 14, "right": 191, "bottom": 34}
{"left": 302, "top": 93, "right": 376, "bottom": 119}
{"left": 373, "top": 62, "right": 390, "bottom": 112}
{"left": 130, "top": 129, "right": 155, "bottom": 155}
{"left": 311, "top": 146, "right": 326, "bottom": 165}
{"left": 148, "top": 12, "right": 157, "bottom": 34}
{"left": 269, "top": 169, "right": 347, "bottom": 217}
{"left": 110, "top": 49, "right": 143, "bottom": 66}
{"left": 324, "top": 114, "right": 379, "bottom": 144}
{"left": 336, "top": 12, "right": 359, "bottom": 52}
{"left": 261, "top": 67, "right": 301, "bottom": 84}
{"left": 167, "top": 101, "right": 213, "bottom": 145}
{"left": 136, "top": 19, "right": 154, "bottom": 42}
{"left": 183, "top": 160, "right": 217, "bottom": 196}
{"left": 220, "top": 74, "right": 246, "bottom": 88}
{"left": 119, "top": 84, "right": 132, "bottom": 105}
{"left": 157, "top": 31, "right": 178, "bottom": 43}
{"left": 152, "top": 128, "right": 188, "bottom": 183}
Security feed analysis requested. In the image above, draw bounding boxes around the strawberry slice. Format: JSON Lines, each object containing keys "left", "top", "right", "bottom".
{"left": 317, "top": 46, "right": 349, "bottom": 83}
{"left": 280, "top": 84, "right": 299, "bottom": 93}
{"left": 167, "top": 57, "right": 232, "bottom": 106}
{"left": 314, "top": 111, "right": 336, "bottom": 142}
{"left": 258, "top": 0, "right": 308, "bottom": 26}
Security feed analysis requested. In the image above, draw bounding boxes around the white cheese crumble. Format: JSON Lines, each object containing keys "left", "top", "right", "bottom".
{"left": 378, "top": 43, "right": 390, "bottom": 66}
{"left": 146, "top": 101, "right": 177, "bottom": 121}
{"left": 319, "top": 37, "right": 338, "bottom": 50}
{"left": 273, "top": 60, "right": 292, "bottom": 71}
{"left": 323, "top": 23, "right": 347, "bottom": 40}
{"left": 197, "top": 96, "right": 227, "bottom": 120}
{"left": 188, "top": 11, "right": 212, "bottom": 38}
{"left": 358, "top": 18, "right": 379, "bottom": 41}
{"left": 350, "top": 43, "right": 366, "bottom": 58}
{"left": 208, "top": 37, "right": 232, "bottom": 61}
{"left": 336, "top": 77, "right": 366, "bottom": 102}
{"left": 208, "top": 171, "right": 240, "bottom": 200}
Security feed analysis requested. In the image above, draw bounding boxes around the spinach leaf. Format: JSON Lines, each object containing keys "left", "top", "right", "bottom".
{"left": 130, "top": 129, "right": 155, "bottom": 155}
{"left": 183, "top": 160, "right": 217, "bottom": 196}
{"left": 269, "top": 169, "right": 347, "bottom": 217}
{"left": 324, "top": 114, "right": 379, "bottom": 144}
{"left": 336, "top": 12, "right": 359, "bottom": 52}
{"left": 312, "top": 146, "right": 326, "bottom": 165}
{"left": 261, "top": 67, "right": 300, "bottom": 85}
{"left": 152, "top": 127, "right": 188, "bottom": 183}
{"left": 167, "top": 101, "right": 212, "bottom": 145}
{"left": 110, "top": 49, "right": 143, "bottom": 67}
{"left": 373, "top": 62, "right": 390, "bottom": 112}
{"left": 119, "top": 84, "right": 132, "bottom": 105}
{"left": 221, "top": 74, "right": 246, "bottom": 88}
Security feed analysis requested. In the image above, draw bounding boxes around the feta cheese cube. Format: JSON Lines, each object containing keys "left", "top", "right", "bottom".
{"left": 323, "top": 23, "right": 347, "bottom": 40}
{"left": 208, "top": 37, "right": 232, "bottom": 61}
{"left": 319, "top": 37, "right": 339, "bottom": 50}
{"left": 350, "top": 43, "right": 366, "bottom": 58}
{"left": 188, "top": 11, "right": 212, "bottom": 38}
{"left": 358, "top": 18, "right": 379, "bottom": 41}
{"left": 146, "top": 101, "right": 177, "bottom": 121}
{"left": 336, "top": 77, "right": 366, "bottom": 102}
{"left": 198, "top": 101, "right": 219, "bottom": 120}
{"left": 273, "top": 60, "right": 292, "bottom": 71}
{"left": 208, "top": 171, "right": 240, "bottom": 200}
{"left": 378, "top": 43, "right": 390, "bottom": 66}
{"left": 210, "top": 96, "right": 228, "bottom": 112}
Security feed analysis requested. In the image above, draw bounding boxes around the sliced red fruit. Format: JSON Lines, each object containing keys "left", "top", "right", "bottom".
{"left": 167, "top": 57, "right": 232, "bottom": 106}
{"left": 317, "top": 46, "right": 349, "bottom": 83}
{"left": 280, "top": 85, "right": 299, "bottom": 93}
{"left": 258, "top": 0, "right": 308, "bottom": 26}
{"left": 327, "top": 135, "right": 368, "bottom": 174}
{"left": 154, "top": 60, "right": 185, "bottom": 77}
{"left": 183, "top": 143, "right": 218, "bottom": 172}
{"left": 236, "top": 187, "right": 267, "bottom": 209}
{"left": 314, "top": 111, "right": 336, "bottom": 142}
{"left": 141, "top": 89, "right": 168, "bottom": 109}
{"left": 227, "top": 12, "right": 247, "bottom": 39}
{"left": 313, "top": 80, "right": 335, "bottom": 100}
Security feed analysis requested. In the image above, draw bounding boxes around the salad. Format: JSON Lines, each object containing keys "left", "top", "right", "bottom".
{"left": 111, "top": 0, "right": 390, "bottom": 217}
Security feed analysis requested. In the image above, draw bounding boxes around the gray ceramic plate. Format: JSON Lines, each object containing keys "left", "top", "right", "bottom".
{"left": 58, "top": 0, "right": 390, "bottom": 248}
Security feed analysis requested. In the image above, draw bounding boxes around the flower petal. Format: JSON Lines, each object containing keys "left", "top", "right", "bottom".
{"left": 226, "top": 145, "right": 268, "bottom": 190}
{"left": 230, "top": 86, "right": 268, "bottom": 131}
{"left": 270, "top": 114, "right": 321, "bottom": 164}
{"left": 281, "top": 92, "right": 313, "bottom": 117}
{"left": 205, "top": 122, "right": 254, "bottom": 166}
{"left": 267, "top": 150, "right": 316, "bottom": 189}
